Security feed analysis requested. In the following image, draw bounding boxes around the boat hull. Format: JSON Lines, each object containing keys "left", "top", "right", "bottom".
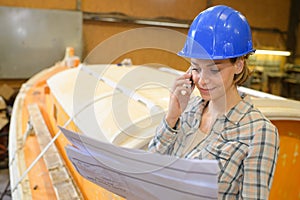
{"left": 9, "top": 63, "right": 300, "bottom": 199}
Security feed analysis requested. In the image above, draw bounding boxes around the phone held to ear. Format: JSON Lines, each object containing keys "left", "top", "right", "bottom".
{"left": 190, "top": 71, "right": 194, "bottom": 87}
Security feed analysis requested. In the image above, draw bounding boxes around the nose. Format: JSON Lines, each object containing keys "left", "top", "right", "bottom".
{"left": 194, "top": 70, "right": 210, "bottom": 86}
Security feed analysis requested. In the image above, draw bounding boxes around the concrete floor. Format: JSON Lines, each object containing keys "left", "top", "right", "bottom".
{"left": 0, "top": 168, "right": 11, "bottom": 200}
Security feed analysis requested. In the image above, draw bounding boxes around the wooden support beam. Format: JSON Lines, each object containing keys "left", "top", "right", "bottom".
{"left": 27, "top": 104, "right": 82, "bottom": 200}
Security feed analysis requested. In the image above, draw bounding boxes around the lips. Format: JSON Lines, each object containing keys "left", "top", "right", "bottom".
{"left": 199, "top": 87, "right": 215, "bottom": 93}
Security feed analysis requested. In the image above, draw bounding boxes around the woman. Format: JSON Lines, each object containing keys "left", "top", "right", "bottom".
{"left": 148, "top": 5, "right": 279, "bottom": 199}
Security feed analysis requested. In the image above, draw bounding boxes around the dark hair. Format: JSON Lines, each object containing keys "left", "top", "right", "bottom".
{"left": 230, "top": 54, "right": 252, "bottom": 86}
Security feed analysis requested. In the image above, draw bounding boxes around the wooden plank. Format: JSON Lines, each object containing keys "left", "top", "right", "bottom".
{"left": 27, "top": 103, "right": 82, "bottom": 200}
{"left": 9, "top": 85, "right": 33, "bottom": 200}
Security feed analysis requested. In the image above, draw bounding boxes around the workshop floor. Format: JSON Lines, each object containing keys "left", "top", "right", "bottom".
{"left": 0, "top": 168, "right": 11, "bottom": 200}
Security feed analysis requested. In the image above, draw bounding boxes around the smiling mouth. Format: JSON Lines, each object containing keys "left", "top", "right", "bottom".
{"left": 199, "top": 87, "right": 215, "bottom": 92}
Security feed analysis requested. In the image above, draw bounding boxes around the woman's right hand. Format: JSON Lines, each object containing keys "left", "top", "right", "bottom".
{"left": 165, "top": 72, "right": 194, "bottom": 128}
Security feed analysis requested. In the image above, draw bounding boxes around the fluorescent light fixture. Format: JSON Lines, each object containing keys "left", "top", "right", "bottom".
{"left": 133, "top": 19, "right": 189, "bottom": 28}
{"left": 255, "top": 49, "right": 291, "bottom": 56}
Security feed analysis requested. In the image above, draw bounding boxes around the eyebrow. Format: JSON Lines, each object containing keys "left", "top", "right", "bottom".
{"left": 191, "top": 61, "right": 218, "bottom": 68}
{"left": 207, "top": 62, "right": 217, "bottom": 67}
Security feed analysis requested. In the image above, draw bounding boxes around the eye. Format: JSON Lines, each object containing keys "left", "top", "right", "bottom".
{"left": 210, "top": 69, "right": 220, "bottom": 74}
{"left": 210, "top": 64, "right": 221, "bottom": 74}
{"left": 191, "top": 67, "right": 201, "bottom": 73}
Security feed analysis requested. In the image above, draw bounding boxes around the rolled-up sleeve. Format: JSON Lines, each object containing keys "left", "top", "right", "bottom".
{"left": 242, "top": 122, "right": 280, "bottom": 199}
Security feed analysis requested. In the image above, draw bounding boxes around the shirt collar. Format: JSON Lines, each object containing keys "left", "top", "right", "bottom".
{"left": 197, "top": 94, "right": 253, "bottom": 125}
{"left": 224, "top": 94, "right": 253, "bottom": 125}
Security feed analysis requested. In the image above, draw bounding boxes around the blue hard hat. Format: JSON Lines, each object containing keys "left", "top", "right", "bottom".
{"left": 178, "top": 5, "right": 255, "bottom": 60}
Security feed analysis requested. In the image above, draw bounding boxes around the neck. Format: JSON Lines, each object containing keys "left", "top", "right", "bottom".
{"left": 207, "top": 86, "right": 241, "bottom": 116}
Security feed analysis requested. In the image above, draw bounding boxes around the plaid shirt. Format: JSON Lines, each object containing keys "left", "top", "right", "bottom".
{"left": 148, "top": 95, "right": 279, "bottom": 199}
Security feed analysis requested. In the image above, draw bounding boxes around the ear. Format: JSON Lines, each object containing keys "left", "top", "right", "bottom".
{"left": 235, "top": 59, "right": 244, "bottom": 74}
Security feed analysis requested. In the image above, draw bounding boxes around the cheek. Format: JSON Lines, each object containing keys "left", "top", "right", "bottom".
{"left": 210, "top": 73, "right": 227, "bottom": 85}
{"left": 192, "top": 74, "right": 199, "bottom": 83}
{"left": 220, "top": 70, "right": 235, "bottom": 83}
{"left": 191, "top": 72, "right": 200, "bottom": 83}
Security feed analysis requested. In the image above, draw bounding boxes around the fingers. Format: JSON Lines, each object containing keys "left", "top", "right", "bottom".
{"left": 168, "top": 72, "right": 194, "bottom": 120}
{"left": 180, "top": 82, "right": 191, "bottom": 96}
{"left": 170, "top": 73, "right": 193, "bottom": 108}
{"left": 175, "top": 73, "right": 192, "bottom": 87}
{"left": 173, "top": 73, "right": 193, "bottom": 95}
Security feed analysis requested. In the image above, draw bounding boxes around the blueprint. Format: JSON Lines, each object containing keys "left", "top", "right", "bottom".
{"left": 60, "top": 127, "right": 219, "bottom": 200}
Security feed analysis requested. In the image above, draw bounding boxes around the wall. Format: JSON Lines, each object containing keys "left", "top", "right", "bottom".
{"left": 0, "top": 0, "right": 294, "bottom": 72}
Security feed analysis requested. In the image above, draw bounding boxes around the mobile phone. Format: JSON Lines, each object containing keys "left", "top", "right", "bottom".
{"left": 189, "top": 71, "right": 194, "bottom": 87}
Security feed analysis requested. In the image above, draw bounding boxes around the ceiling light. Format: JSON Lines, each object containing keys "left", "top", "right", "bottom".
{"left": 255, "top": 49, "right": 291, "bottom": 56}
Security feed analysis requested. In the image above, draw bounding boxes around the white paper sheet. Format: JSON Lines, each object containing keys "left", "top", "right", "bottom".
{"left": 60, "top": 127, "right": 219, "bottom": 200}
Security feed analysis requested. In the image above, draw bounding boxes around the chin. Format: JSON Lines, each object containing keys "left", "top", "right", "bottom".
{"left": 199, "top": 93, "right": 212, "bottom": 101}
